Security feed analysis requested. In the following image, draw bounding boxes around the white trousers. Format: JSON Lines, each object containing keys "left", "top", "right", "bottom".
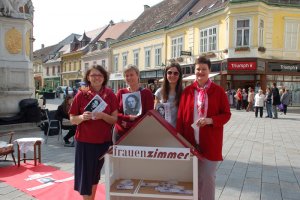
{"left": 198, "top": 158, "right": 218, "bottom": 200}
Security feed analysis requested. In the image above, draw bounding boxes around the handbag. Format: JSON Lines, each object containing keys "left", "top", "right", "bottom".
{"left": 278, "top": 103, "right": 284, "bottom": 111}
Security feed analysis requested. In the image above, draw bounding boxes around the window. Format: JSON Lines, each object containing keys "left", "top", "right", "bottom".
{"left": 46, "top": 67, "right": 49, "bottom": 76}
{"left": 122, "top": 53, "right": 128, "bottom": 68}
{"left": 84, "top": 63, "right": 89, "bottom": 73}
{"left": 57, "top": 66, "right": 60, "bottom": 74}
{"left": 134, "top": 51, "right": 139, "bottom": 66}
{"left": 155, "top": 48, "right": 162, "bottom": 66}
{"left": 200, "top": 26, "right": 217, "bottom": 52}
{"left": 145, "top": 49, "right": 151, "bottom": 68}
{"left": 114, "top": 55, "right": 119, "bottom": 72}
{"left": 258, "top": 19, "right": 264, "bottom": 47}
{"left": 64, "top": 63, "right": 66, "bottom": 72}
{"left": 102, "top": 60, "right": 106, "bottom": 68}
{"left": 52, "top": 66, "right": 55, "bottom": 75}
{"left": 73, "top": 61, "right": 76, "bottom": 71}
{"left": 236, "top": 19, "right": 250, "bottom": 47}
{"left": 68, "top": 62, "right": 71, "bottom": 71}
{"left": 285, "top": 21, "right": 299, "bottom": 50}
{"left": 171, "top": 36, "right": 183, "bottom": 58}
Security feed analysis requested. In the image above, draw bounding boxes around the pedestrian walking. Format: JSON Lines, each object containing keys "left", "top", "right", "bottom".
{"left": 271, "top": 82, "right": 281, "bottom": 119}
{"left": 265, "top": 87, "right": 273, "bottom": 118}
{"left": 254, "top": 89, "right": 265, "bottom": 118}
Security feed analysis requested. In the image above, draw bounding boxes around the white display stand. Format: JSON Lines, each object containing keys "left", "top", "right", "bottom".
{"left": 104, "top": 110, "right": 202, "bottom": 200}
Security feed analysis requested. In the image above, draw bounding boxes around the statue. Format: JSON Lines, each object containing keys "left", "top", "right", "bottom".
{"left": 0, "top": 0, "right": 31, "bottom": 19}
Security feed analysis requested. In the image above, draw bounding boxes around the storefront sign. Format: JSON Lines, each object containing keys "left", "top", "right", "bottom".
{"left": 180, "top": 51, "right": 192, "bottom": 56}
{"left": 113, "top": 145, "right": 190, "bottom": 160}
{"left": 228, "top": 61, "right": 257, "bottom": 71}
{"left": 268, "top": 62, "right": 300, "bottom": 72}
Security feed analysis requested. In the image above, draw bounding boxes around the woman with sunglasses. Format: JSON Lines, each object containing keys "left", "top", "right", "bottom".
{"left": 69, "top": 65, "right": 118, "bottom": 200}
{"left": 154, "top": 62, "right": 183, "bottom": 128}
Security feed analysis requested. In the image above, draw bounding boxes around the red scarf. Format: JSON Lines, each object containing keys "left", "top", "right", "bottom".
{"left": 192, "top": 79, "right": 212, "bottom": 118}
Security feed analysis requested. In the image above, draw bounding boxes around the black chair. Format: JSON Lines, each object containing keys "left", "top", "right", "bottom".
{"left": 44, "top": 109, "right": 61, "bottom": 144}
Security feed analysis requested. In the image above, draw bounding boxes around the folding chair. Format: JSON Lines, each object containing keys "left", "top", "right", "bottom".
{"left": 0, "top": 132, "right": 16, "bottom": 165}
{"left": 44, "top": 109, "right": 61, "bottom": 144}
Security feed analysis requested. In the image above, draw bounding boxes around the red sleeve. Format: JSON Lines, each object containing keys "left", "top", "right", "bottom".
{"left": 107, "top": 90, "right": 118, "bottom": 114}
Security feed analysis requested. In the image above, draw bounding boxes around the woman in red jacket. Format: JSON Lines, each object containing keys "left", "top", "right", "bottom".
{"left": 114, "top": 64, "right": 154, "bottom": 141}
{"left": 177, "top": 56, "right": 231, "bottom": 200}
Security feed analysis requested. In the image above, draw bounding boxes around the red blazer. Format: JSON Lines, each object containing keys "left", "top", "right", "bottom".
{"left": 176, "top": 82, "right": 231, "bottom": 161}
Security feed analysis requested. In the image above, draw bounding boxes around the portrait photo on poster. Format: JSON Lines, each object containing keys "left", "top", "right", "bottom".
{"left": 155, "top": 103, "right": 171, "bottom": 123}
{"left": 122, "top": 91, "right": 142, "bottom": 116}
{"left": 84, "top": 94, "right": 107, "bottom": 112}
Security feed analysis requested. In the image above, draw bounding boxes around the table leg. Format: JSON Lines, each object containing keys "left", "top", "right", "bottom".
{"left": 23, "top": 153, "right": 26, "bottom": 163}
{"left": 38, "top": 143, "right": 41, "bottom": 164}
{"left": 17, "top": 144, "right": 20, "bottom": 167}
{"left": 34, "top": 143, "right": 37, "bottom": 166}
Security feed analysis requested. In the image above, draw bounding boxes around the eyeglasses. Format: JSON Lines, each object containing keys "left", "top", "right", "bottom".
{"left": 89, "top": 74, "right": 103, "bottom": 78}
{"left": 167, "top": 71, "right": 179, "bottom": 76}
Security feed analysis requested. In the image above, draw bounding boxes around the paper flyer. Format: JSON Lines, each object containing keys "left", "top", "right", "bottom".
{"left": 84, "top": 94, "right": 107, "bottom": 113}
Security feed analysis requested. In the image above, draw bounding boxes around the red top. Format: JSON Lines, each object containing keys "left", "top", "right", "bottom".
{"left": 115, "top": 88, "right": 154, "bottom": 136}
{"left": 176, "top": 82, "right": 231, "bottom": 161}
{"left": 69, "top": 87, "right": 118, "bottom": 144}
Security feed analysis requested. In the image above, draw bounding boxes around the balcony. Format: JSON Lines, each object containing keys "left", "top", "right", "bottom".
{"left": 230, "top": 0, "right": 300, "bottom": 6}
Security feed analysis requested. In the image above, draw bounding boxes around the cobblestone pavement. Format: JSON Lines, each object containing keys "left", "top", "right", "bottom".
{"left": 1, "top": 98, "right": 300, "bottom": 200}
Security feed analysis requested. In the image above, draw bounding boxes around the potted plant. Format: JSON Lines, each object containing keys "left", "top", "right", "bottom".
{"left": 205, "top": 52, "right": 216, "bottom": 58}
{"left": 258, "top": 46, "right": 266, "bottom": 53}
{"left": 235, "top": 46, "right": 250, "bottom": 52}
{"left": 176, "top": 57, "right": 184, "bottom": 62}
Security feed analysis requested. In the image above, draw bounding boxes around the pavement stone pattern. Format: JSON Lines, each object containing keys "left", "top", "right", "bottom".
{"left": 0, "top": 98, "right": 300, "bottom": 200}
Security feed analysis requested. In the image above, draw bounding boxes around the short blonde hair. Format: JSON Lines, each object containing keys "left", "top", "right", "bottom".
{"left": 123, "top": 64, "right": 140, "bottom": 77}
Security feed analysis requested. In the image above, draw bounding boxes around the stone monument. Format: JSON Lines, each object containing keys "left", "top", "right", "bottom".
{"left": 0, "top": 0, "right": 34, "bottom": 117}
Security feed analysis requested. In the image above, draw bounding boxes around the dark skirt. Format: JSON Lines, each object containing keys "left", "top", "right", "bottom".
{"left": 74, "top": 141, "right": 111, "bottom": 195}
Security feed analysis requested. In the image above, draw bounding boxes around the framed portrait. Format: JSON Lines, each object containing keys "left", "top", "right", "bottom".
{"left": 155, "top": 103, "right": 171, "bottom": 123}
{"left": 122, "top": 91, "right": 142, "bottom": 116}
{"left": 84, "top": 94, "right": 107, "bottom": 112}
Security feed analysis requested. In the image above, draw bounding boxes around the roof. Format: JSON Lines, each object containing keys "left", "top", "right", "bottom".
{"left": 117, "top": 0, "right": 193, "bottom": 41}
{"left": 33, "top": 44, "right": 59, "bottom": 62}
{"left": 171, "top": 0, "right": 229, "bottom": 27}
{"left": 98, "top": 20, "right": 134, "bottom": 41}
{"left": 115, "top": 110, "right": 203, "bottom": 159}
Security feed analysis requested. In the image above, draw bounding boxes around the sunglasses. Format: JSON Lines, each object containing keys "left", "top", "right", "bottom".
{"left": 167, "top": 71, "right": 179, "bottom": 76}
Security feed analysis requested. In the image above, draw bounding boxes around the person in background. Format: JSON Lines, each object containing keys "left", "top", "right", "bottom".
{"left": 246, "top": 87, "right": 254, "bottom": 112}
{"left": 69, "top": 65, "right": 118, "bottom": 200}
{"left": 280, "top": 88, "right": 290, "bottom": 115}
{"left": 55, "top": 95, "right": 76, "bottom": 146}
{"left": 73, "top": 86, "right": 78, "bottom": 96}
{"left": 148, "top": 83, "right": 157, "bottom": 99}
{"left": 154, "top": 62, "right": 183, "bottom": 128}
{"left": 235, "top": 88, "right": 242, "bottom": 110}
{"left": 265, "top": 87, "right": 273, "bottom": 118}
{"left": 177, "top": 56, "right": 231, "bottom": 200}
{"left": 254, "top": 89, "right": 265, "bottom": 118}
{"left": 115, "top": 64, "right": 154, "bottom": 142}
{"left": 242, "top": 88, "right": 248, "bottom": 109}
{"left": 271, "top": 82, "right": 281, "bottom": 119}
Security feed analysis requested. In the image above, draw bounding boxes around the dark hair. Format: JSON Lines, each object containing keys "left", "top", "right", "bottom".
{"left": 195, "top": 55, "right": 211, "bottom": 69}
{"left": 273, "top": 82, "right": 277, "bottom": 87}
{"left": 161, "top": 63, "right": 183, "bottom": 107}
{"left": 125, "top": 94, "right": 139, "bottom": 109}
{"left": 62, "top": 95, "right": 73, "bottom": 114}
{"left": 84, "top": 65, "right": 109, "bottom": 87}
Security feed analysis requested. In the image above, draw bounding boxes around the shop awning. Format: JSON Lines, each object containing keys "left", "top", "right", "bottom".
{"left": 183, "top": 73, "right": 220, "bottom": 82}
{"left": 109, "top": 73, "right": 124, "bottom": 81}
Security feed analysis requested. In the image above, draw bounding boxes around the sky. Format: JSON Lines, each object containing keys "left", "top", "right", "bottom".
{"left": 31, "top": 0, "right": 162, "bottom": 51}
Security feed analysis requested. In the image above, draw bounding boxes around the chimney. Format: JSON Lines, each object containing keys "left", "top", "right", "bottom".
{"left": 41, "top": 44, "right": 45, "bottom": 49}
{"left": 144, "top": 5, "right": 150, "bottom": 10}
{"left": 109, "top": 20, "right": 115, "bottom": 26}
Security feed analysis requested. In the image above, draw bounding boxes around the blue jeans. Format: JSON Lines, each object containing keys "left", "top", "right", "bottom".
{"left": 266, "top": 103, "right": 272, "bottom": 118}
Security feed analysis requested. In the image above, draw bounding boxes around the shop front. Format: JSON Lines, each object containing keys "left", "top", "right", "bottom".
{"left": 140, "top": 69, "right": 164, "bottom": 88}
{"left": 220, "top": 59, "right": 266, "bottom": 92}
{"left": 266, "top": 61, "right": 300, "bottom": 106}
{"left": 43, "top": 77, "right": 60, "bottom": 90}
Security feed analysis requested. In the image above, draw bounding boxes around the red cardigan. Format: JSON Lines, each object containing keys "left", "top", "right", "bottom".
{"left": 176, "top": 82, "right": 231, "bottom": 161}
{"left": 115, "top": 88, "right": 154, "bottom": 136}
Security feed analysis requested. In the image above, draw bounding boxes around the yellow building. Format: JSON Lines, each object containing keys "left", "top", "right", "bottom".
{"left": 60, "top": 26, "right": 108, "bottom": 87}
